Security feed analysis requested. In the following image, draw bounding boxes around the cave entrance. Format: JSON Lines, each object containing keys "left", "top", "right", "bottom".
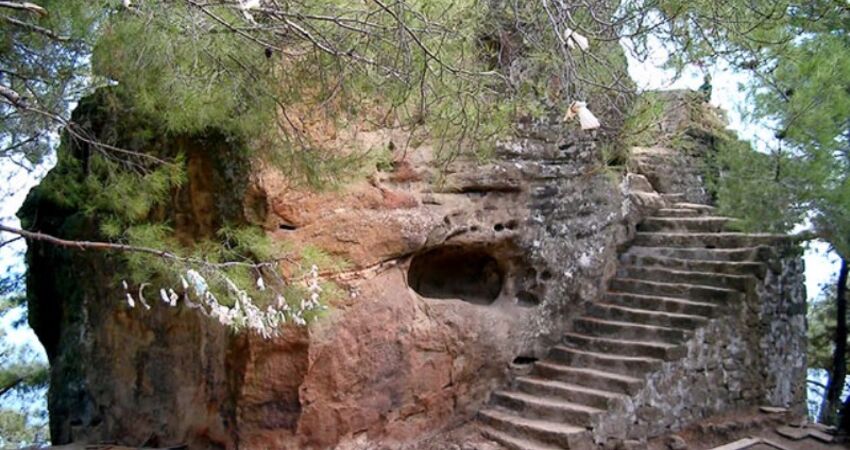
{"left": 408, "top": 246, "right": 504, "bottom": 305}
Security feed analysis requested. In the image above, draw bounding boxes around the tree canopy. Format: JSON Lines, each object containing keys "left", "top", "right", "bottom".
{"left": 1, "top": 0, "right": 850, "bottom": 440}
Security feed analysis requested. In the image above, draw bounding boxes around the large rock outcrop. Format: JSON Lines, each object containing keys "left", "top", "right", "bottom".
{"left": 20, "top": 95, "right": 651, "bottom": 448}
{"left": 19, "top": 90, "right": 806, "bottom": 449}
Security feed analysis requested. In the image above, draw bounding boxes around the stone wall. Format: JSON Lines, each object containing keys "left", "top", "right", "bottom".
{"left": 627, "top": 90, "right": 729, "bottom": 205}
{"left": 758, "top": 249, "right": 808, "bottom": 411}
{"left": 629, "top": 145, "right": 712, "bottom": 204}
{"left": 591, "top": 240, "right": 807, "bottom": 445}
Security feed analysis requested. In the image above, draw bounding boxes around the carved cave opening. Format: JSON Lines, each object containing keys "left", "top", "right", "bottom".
{"left": 408, "top": 246, "right": 504, "bottom": 305}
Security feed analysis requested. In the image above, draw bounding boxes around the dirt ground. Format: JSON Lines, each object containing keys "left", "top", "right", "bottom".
{"left": 645, "top": 407, "right": 850, "bottom": 450}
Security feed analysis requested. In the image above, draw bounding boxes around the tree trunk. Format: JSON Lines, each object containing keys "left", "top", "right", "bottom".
{"left": 820, "top": 258, "right": 848, "bottom": 425}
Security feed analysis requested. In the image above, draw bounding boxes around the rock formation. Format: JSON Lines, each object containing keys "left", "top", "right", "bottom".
{"left": 19, "top": 89, "right": 806, "bottom": 449}
{"left": 478, "top": 199, "right": 806, "bottom": 449}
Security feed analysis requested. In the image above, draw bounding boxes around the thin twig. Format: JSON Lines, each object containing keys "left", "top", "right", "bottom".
{"left": 3, "top": 14, "right": 70, "bottom": 41}
{"left": 0, "top": 223, "right": 290, "bottom": 270}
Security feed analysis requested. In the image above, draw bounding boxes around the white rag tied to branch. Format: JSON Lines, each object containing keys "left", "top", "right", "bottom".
{"left": 563, "top": 28, "right": 589, "bottom": 51}
{"left": 563, "top": 101, "right": 600, "bottom": 130}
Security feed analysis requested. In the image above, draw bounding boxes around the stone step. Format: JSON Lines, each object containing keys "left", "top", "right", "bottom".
{"left": 574, "top": 316, "right": 690, "bottom": 343}
{"left": 671, "top": 202, "right": 715, "bottom": 212}
{"left": 604, "top": 292, "right": 718, "bottom": 318}
{"left": 639, "top": 216, "right": 735, "bottom": 233}
{"left": 548, "top": 346, "right": 662, "bottom": 377}
{"left": 617, "top": 266, "right": 751, "bottom": 291}
{"left": 660, "top": 193, "right": 687, "bottom": 205}
{"left": 624, "top": 246, "right": 761, "bottom": 262}
{"left": 654, "top": 208, "right": 702, "bottom": 217}
{"left": 491, "top": 390, "right": 603, "bottom": 426}
{"left": 587, "top": 303, "right": 709, "bottom": 330}
{"left": 479, "top": 425, "right": 563, "bottom": 450}
{"left": 619, "top": 253, "right": 766, "bottom": 278}
{"left": 515, "top": 377, "right": 624, "bottom": 410}
{"left": 478, "top": 408, "right": 591, "bottom": 449}
{"left": 533, "top": 362, "right": 644, "bottom": 395}
{"left": 633, "top": 232, "right": 787, "bottom": 249}
{"left": 563, "top": 332, "right": 684, "bottom": 360}
{"left": 609, "top": 278, "right": 743, "bottom": 303}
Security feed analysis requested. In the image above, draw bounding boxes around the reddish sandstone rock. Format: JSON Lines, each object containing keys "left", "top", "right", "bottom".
{"left": 24, "top": 113, "right": 635, "bottom": 449}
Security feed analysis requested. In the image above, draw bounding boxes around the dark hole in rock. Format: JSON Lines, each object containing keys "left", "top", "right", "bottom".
{"left": 471, "top": 225, "right": 480, "bottom": 232}
{"left": 505, "top": 220, "right": 518, "bottom": 230}
{"left": 408, "top": 246, "right": 503, "bottom": 304}
{"left": 705, "top": 245, "right": 716, "bottom": 249}
{"left": 494, "top": 223, "right": 505, "bottom": 232}
{"left": 516, "top": 290, "right": 540, "bottom": 307}
{"left": 459, "top": 185, "right": 521, "bottom": 194}
{"left": 558, "top": 140, "right": 575, "bottom": 150}
{"left": 512, "top": 356, "right": 538, "bottom": 365}
{"left": 540, "top": 270, "right": 553, "bottom": 281}
{"left": 279, "top": 222, "right": 297, "bottom": 231}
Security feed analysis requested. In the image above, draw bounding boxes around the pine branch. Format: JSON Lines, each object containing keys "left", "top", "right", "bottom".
{"left": 0, "top": 84, "right": 26, "bottom": 107}
{"left": 3, "top": 14, "right": 70, "bottom": 41}
{"left": 0, "top": 94, "right": 173, "bottom": 167}
{"left": 0, "top": 223, "right": 290, "bottom": 270}
{"left": 0, "top": 2, "right": 47, "bottom": 17}
{"left": 0, "top": 236, "right": 23, "bottom": 249}
{"left": 0, "top": 377, "right": 23, "bottom": 397}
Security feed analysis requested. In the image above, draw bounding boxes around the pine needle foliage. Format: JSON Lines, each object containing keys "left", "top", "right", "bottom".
{"left": 0, "top": 295, "right": 48, "bottom": 448}
{"left": 91, "top": 0, "right": 518, "bottom": 173}
{"left": 809, "top": 279, "right": 850, "bottom": 374}
{"left": 0, "top": 1, "right": 103, "bottom": 169}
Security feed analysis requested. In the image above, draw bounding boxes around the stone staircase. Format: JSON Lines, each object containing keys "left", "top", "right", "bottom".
{"left": 477, "top": 201, "right": 785, "bottom": 449}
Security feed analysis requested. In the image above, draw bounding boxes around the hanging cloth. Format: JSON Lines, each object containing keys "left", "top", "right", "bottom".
{"left": 563, "top": 28, "right": 590, "bottom": 51}
{"left": 563, "top": 101, "right": 600, "bottom": 130}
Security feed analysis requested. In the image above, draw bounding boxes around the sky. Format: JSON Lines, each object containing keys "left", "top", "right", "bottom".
{"left": 1, "top": 160, "right": 51, "bottom": 348}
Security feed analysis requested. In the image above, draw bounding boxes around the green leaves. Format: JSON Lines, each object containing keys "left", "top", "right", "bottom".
{"left": 808, "top": 278, "right": 850, "bottom": 372}
{"left": 0, "top": 1, "right": 104, "bottom": 163}
{"left": 94, "top": 4, "right": 277, "bottom": 138}
{"left": 0, "top": 300, "right": 48, "bottom": 447}
{"left": 711, "top": 137, "right": 808, "bottom": 234}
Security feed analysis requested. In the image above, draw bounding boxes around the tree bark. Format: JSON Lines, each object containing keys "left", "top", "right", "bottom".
{"left": 820, "top": 258, "right": 848, "bottom": 425}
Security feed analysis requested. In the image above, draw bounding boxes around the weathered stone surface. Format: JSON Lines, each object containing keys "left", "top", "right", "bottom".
{"left": 590, "top": 240, "right": 806, "bottom": 445}
{"left": 23, "top": 103, "right": 646, "bottom": 448}
{"left": 775, "top": 426, "right": 808, "bottom": 440}
{"left": 629, "top": 146, "right": 711, "bottom": 205}
{"left": 21, "top": 87, "right": 807, "bottom": 450}
{"left": 666, "top": 435, "right": 688, "bottom": 450}
{"left": 623, "top": 173, "right": 666, "bottom": 221}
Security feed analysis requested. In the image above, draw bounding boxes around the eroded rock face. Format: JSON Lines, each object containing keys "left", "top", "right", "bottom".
{"left": 23, "top": 85, "right": 811, "bottom": 450}
{"left": 629, "top": 146, "right": 711, "bottom": 205}
{"left": 626, "top": 90, "right": 730, "bottom": 205}
{"left": 238, "top": 130, "right": 640, "bottom": 449}
{"left": 22, "top": 102, "right": 652, "bottom": 448}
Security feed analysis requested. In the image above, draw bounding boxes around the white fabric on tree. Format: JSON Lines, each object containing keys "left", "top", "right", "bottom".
{"left": 563, "top": 101, "right": 601, "bottom": 130}
{"left": 563, "top": 28, "right": 589, "bottom": 51}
